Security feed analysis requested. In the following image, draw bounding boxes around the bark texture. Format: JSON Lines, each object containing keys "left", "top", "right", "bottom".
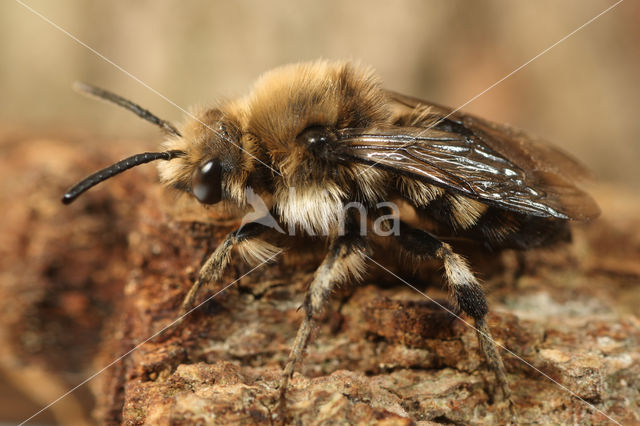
{"left": 1, "top": 135, "right": 639, "bottom": 424}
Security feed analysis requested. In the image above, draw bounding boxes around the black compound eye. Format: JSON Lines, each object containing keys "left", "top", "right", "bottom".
{"left": 192, "top": 159, "right": 222, "bottom": 204}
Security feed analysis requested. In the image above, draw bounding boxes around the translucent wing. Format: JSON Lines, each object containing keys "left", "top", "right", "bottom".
{"left": 336, "top": 91, "right": 600, "bottom": 221}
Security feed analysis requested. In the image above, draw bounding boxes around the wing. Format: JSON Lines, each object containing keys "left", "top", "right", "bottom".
{"left": 335, "top": 91, "right": 600, "bottom": 221}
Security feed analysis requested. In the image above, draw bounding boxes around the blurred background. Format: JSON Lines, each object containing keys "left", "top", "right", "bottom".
{"left": 1, "top": 0, "right": 639, "bottom": 187}
{"left": 0, "top": 0, "right": 638, "bottom": 424}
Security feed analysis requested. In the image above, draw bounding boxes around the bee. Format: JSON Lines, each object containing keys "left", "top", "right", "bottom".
{"left": 63, "top": 60, "right": 599, "bottom": 415}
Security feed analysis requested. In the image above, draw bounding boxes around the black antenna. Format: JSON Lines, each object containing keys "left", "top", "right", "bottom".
{"left": 62, "top": 150, "right": 185, "bottom": 204}
{"left": 73, "top": 82, "right": 182, "bottom": 137}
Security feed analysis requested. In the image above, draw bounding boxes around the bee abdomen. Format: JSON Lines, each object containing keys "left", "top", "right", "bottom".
{"left": 415, "top": 193, "right": 571, "bottom": 250}
{"left": 416, "top": 193, "right": 487, "bottom": 231}
{"left": 470, "top": 208, "right": 572, "bottom": 249}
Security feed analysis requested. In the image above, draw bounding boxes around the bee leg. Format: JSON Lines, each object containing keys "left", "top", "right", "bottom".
{"left": 178, "top": 220, "right": 273, "bottom": 318}
{"left": 395, "top": 221, "right": 511, "bottom": 402}
{"left": 276, "top": 230, "right": 368, "bottom": 417}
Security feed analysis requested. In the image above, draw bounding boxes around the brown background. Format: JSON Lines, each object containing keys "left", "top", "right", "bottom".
{"left": 1, "top": 1, "right": 638, "bottom": 423}
{"left": 1, "top": 0, "right": 639, "bottom": 188}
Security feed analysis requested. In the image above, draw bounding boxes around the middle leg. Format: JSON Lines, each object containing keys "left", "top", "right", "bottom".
{"left": 277, "top": 228, "right": 369, "bottom": 410}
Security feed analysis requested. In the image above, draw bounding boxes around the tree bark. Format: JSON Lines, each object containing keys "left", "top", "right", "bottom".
{"left": 1, "top": 134, "right": 638, "bottom": 424}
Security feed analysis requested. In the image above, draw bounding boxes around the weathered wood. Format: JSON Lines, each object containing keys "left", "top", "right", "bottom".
{"left": 1, "top": 135, "right": 639, "bottom": 424}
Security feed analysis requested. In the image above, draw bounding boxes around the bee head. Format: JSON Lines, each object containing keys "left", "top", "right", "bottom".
{"left": 157, "top": 108, "right": 250, "bottom": 207}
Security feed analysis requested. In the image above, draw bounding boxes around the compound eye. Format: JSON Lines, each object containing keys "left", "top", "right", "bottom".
{"left": 192, "top": 159, "right": 222, "bottom": 204}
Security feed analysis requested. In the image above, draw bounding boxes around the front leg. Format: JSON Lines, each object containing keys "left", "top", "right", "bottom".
{"left": 277, "top": 229, "right": 369, "bottom": 415}
{"left": 179, "top": 220, "right": 276, "bottom": 317}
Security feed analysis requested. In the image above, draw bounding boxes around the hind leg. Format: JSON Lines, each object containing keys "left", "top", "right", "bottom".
{"left": 395, "top": 221, "right": 511, "bottom": 400}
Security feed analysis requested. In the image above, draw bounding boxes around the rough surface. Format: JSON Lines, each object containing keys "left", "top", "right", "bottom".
{"left": 1, "top": 134, "right": 639, "bottom": 425}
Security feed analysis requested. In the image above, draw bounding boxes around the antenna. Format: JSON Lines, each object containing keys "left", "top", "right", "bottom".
{"left": 73, "top": 82, "right": 182, "bottom": 137}
{"left": 62, "top": 150, "right": 184, "bottom": 204}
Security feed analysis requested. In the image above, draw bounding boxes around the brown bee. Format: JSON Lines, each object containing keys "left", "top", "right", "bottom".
{"left": 63, "top": 60, "right": 599, "bottom": 413}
